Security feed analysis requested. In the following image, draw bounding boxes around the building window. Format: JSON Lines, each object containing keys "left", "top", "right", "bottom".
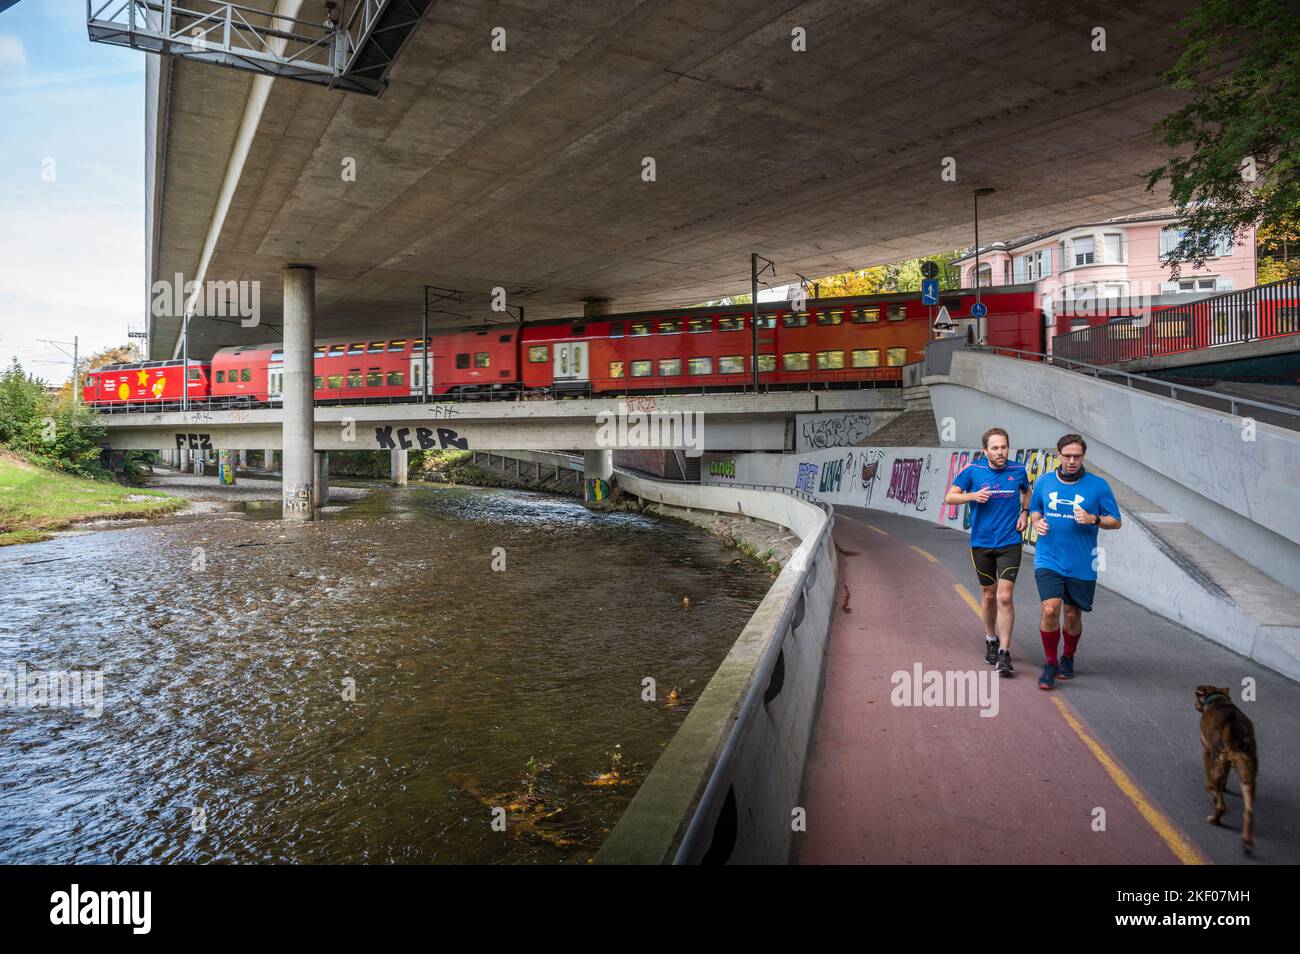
{"left": 719, "top": 355, "right": 745, "bottom": 374}
{"left": 756, "top": 354, "right": 776, "bottom": 373}
{"left": 687, "top": 318, "right": 711, "bottom": 333}
{"left": 1003, "top": 260, "right": 1010, "bottom": 285}
{"left": 718, "top": 315, "right": 743, "bottom": 331}
{"left": 659, "top": 358, "right": 681, "bottom": 376}
{"left": 886, "top": 304, "right": 906, "bottom": 321}
{"left": 886, "top": 348, "right": 909, "bottom": 367}
{"left": 658, "top": 319, "right": 681, "bottom": 335}
{"left": 1103, "top": 233, "right": 1124, "bottom": 264}
{"left": 783, "top": 352, "right": 811, "bottom": 371}
{"left": 456, "top": 353, "right": 470, "bottom": 369}
{"left": 817, "top": 350, "right": 845, "bottom": 370}
{"left": 783, "top": 312, "right": 809, "bottom": 328}
{"left": 609, "top": 361, "right": 625, "bottom": 379}
{"left": 387, "top": 370, "right": 405, "bottom": 386}
{"left": 851, "top": 349, "right": 880, "bottom": 368}
{"left": 687, "top": 357, "right": 713, "bottom": 375}
{"left": 475, "top": 352, "right": 490, "bottom": 368}
{"left": 630, "top": 321, "right": 652, "bottom": 336}
{"left": 1179, "top": 278, "right": 1218, "bottom": 292}
{"left": 528, "top": 345, "right": 549, "bottom": 362}
{"left": 973, "top": 264, "right": 992, "bottom": 288}
{"left": 814, "top": 309, "right": 843, "bottom": 325}
{"left": 851, "top": 306, "right": 880, "bottom": 323}
{"left": 1073, "top": 236, "right": 1095, "bottom": 266}
{"left": 630, "top": 360, "right": 653, "bottom": 377}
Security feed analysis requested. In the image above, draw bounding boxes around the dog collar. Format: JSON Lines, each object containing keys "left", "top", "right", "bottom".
{"left": 1200, "top": 691, "right": 1228, "bottom": 706}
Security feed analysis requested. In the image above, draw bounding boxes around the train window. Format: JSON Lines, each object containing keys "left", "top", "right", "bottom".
{"left": 327, "top": 374, "right": 344, "bottom": 389}
{"left": 329, "top": 344, "right": 347, "bottom": 357}
{"left": 886, "top": 304, "right": 906, "bottom": 321}
{"left": 347, "top": 371, "right": 363, "bottom": 388}
{"left": 315, "top": 346, "right": 327, "bottom": 357}
{"left": 348, "top": 342, "right": 365, "bottom": 355}
{"left": 658, "top": 319, "right": 681, "bottom": 335}
{"left": 368, "top": 341, "right": 385, "bottom": 353}
{"left": 755, "top": 354, "right": 776, "bottom": 372}
{"left": 719, "top": 356, "right": 745, "bottom": 374}
{"left": 783, "top": 312, "right": 809, "bottom": 328}
{"left": 388, "top": 371, "right": 405, "bottom": 386}
{"left": 688, "top": 318, "right": 711, "bottom": 333}
{"left": 817, "top": 350, "right": 845, "bottom": 370}
{"left": 815, "top": 309, "right": 843, "bottom": 326}
{"left": 1155, "top": 317, "right": 1190, "bottom": 339}
{"left": 456, "top": 353, "right": 470, "bottom": 369}
{"left": 886, "top": 348, "right": 908, "bottom": 366}
{"left": 851, "top": 349, "right": 880, "bottom": 368}
{"left": 270, "top": 351, "right": 284, "bottom": 363}
{"left": 659, "top": 358, "right": 682, "bottom": 376}
{"left": 314, "top": 376, "right": 323, "bottom": 389}
{"left": 783, "top": 352, "right": 810, "bottom": 371}
{"left": 718, "top": 316, "right": 743, "bottom": 332}
{"left": 572, "top": 325, "right": 586, "bottom": 337}
{"left": 609, "top": 361, "right": 625, "bottom": 379}
{"left": 630, "top": 322, "right": 652, "bottom": 337}
{"left": 1108, "top": 320, "right": 1142, "bottom": 340}
{"left": 610, "top": 322, "right": 625, "bottom": 338}
{"left": 687, "top": 357, "right": 713, "bottom": 375}
{"left": 630, "top": 360, "right": 653, "bottom": 377}
{"left": 238, "top": 368, "right": 250, "bottom": 382}
{"left": 388, "top": 340, "right": 408, "bottom": 353}
{"left": 216, "top": 371, "right": 225, "bottom": 383}
{"left": 499, "top": 334, "right": 512, "bottom": 344}
{"left": 367, "top": 369, "right": 383, "bottom": 387}
{"left": 527, "top": 345, "right": 549, "bottom": 363}
{"left": 188, "top": 368, "right": 202, "bottom": 381}
{"left": 475, "top": 352, "right": 490, "bottom": 368}
{"left": 755, "top": 315, "right": 777, "bottom": 330}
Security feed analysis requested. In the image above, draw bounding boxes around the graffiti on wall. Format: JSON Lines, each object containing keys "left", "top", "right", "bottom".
{"left": 938, "top": 450, "right": 985, "bottom": 526}
{"left": 799, "top": 412, "right": 873, "bottom": 450}
{"left": 859, "top": 449, "right": 887, "bottom": 505}
{"left": 1016, "top": 448, "right": 1060, "bottom": 545}
{"left": 795, "top": 461, "right": 819, "bottom": 493}
{"left": 708, "top": 458, "right": 736, "bottom": 479}
{"left": 885, "top": 455, "right": 931, "bottom": 512}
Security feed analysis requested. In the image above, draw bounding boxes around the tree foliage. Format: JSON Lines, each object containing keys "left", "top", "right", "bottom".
{"left": 1146, "top": 0, "right": 1300, "bottom": 276}
{"left": 0, "top": 358, "right": 109, "bottom": 477}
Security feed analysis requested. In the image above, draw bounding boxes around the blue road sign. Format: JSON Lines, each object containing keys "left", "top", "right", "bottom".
{"left": 921, "top": 279, "right": 939, "bottom": 305}
{"left": 970, "top": 301, "right": 988, "bottom": 319}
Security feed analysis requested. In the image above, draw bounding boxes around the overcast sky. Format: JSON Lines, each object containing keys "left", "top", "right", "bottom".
{"left": 0, "top": 0, "right": 144, "bottom": 385}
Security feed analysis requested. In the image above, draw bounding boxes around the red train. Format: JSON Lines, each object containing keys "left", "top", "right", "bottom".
{"left": 84, "top": 286, "right": 1044, "bottom": 409}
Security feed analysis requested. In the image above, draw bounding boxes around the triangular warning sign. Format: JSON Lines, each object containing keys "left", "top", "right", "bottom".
{"left": 933, "top": 305, "right": 955, "bottom": 331}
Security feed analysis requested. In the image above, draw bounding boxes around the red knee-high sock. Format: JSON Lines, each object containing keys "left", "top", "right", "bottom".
{"left": 1062, "top": 629, "right": 1081, "bottom": 658}
{"left": 1040, "top": 629, "right": 1061, "bottom": 665}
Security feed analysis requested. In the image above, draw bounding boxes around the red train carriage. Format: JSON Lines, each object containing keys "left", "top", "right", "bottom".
{"left": 521, "top": 287, "right": 1041, "bottom": 395}
{"left": 82, "top": 360, "right": 211, "bottom": 409}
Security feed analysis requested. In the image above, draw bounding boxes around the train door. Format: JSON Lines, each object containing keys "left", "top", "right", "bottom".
{"left": 410, "top": 351, "right": 429, "bottom": 397}
{"left": 268, "top": 365, "right": 283, "bottom": 402}
{"left": 552, "top": 342, "right": 589, "bottom": 394}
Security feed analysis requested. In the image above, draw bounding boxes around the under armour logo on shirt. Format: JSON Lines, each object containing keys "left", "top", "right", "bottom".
{"left": 1048, "top": 491, "right": 1085, "bottom": 511}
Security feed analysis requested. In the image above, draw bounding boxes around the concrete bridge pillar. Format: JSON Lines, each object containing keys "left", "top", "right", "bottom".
{"left": 583, "top": 448, "right": 613, "bottom": 504}
{"left": 282, "top": 264, "right": 316, "bottom": 520}
{"left": 263, "top": 449, "right": 275, "bottom": 471}
{"left": 391, "top": 448, "right": 408, "bottom": 486}
{"left": 313, "top": 451, "right": 330, "bottom": 506}
{"left": 239, "top": 449, "right": 247, "bottom": 468}
{"left": 178, "top": 447, "right": 190, "bottom": 470}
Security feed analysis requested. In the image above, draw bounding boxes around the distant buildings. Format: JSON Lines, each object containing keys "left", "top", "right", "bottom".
{"left": 949, "top": 210, "right": 1257, "bottom": 333}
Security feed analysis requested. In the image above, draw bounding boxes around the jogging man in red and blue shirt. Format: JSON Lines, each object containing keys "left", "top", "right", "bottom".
{"left": 945, "top": 427, "right": 1030, "bottom": 677}
{"left": 1029, "top": 433, "right": 1122, "bottom": 690}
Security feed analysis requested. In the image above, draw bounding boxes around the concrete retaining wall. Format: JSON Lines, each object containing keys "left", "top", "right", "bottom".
{"left": 596, "top": 476, "right": 837, "bottom": 864}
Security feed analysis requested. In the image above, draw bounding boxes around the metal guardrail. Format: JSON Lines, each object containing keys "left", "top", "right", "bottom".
{"left": 964, "top": 344, "right": 1300, "bottom": 431}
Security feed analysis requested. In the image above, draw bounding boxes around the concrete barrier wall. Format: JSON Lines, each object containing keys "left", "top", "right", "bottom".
{"left": 931, "top": 350, "right": 1300, "bottom": 591}
{"left": 701, "top": 444, "right": 1300, "bottom": 682}
{"left": 596, "top": 475, "right": 836, "bottom": 864}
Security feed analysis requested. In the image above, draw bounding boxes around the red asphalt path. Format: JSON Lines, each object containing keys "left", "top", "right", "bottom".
{"left": 797, "top": 514, "right": 1196, "bottom": 864}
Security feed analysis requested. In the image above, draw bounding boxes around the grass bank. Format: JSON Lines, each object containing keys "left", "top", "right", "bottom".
{"left": 0, "top": 453, "right": 185, "bottom": 546}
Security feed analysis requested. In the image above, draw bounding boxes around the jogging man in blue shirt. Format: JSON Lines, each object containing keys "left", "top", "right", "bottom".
{"left": 944, "top": 427, "right": 1030, "bottom": 677}
{"left": 1028, "top": 433, "right": 1122, "bottom": 690}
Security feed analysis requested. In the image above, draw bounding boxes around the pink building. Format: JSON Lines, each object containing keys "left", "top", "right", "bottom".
{"left": 950, "top": 210, "right": 1257, "bottom": 334}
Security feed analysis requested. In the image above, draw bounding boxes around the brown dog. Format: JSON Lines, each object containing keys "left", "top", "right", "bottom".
{"left": 1195, "top": 685, "right": 1257, "bottom": 852}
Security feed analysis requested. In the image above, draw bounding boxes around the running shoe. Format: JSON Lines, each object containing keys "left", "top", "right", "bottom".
{"left": 984, "top": 638, "right": 999, "bottom": 665}
{"left": 1038, "top": 662, "right": 1058, "bottom": 690}
{"left": 1057, "top": 655, "right": 1074, "bottom": 680}
{"left": 996, "top": 649, "right": 1014, "bottom": 677}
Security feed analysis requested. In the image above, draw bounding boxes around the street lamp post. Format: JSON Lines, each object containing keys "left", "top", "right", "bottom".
{"left": 973, "top": 187, "right": 995, "bottom": 304}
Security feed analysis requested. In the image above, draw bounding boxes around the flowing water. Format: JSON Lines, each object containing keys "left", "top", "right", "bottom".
{"left": 0, "top": 485, "right": 771, "bottom": 863}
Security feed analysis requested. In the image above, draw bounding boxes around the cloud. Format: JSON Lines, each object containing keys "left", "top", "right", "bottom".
{"left": 0, "top": 33, "right": 26, "bottom": 75}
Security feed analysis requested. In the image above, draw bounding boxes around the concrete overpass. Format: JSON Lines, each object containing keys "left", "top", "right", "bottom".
{"left": 141, "top": 0, "right": 1202, "bottom": 360}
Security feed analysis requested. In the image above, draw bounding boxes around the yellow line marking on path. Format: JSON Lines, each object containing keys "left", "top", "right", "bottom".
{"left": 866, "top": 524, "right": 889, "bottom": 536}
{"left": 951, "top": 588, "right": 1210, "bottom": 866}
{"left": 953, "top": 584, "right": 982, "bottom": 616}
{"left": 910, "top": 545, "right": 938, "bottom": 562}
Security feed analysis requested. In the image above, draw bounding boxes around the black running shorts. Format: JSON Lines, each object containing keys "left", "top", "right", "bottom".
{"left": 971, "top": 545, "right": 1023, "bottom": 587}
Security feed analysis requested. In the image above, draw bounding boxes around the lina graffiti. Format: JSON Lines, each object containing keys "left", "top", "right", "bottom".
{"left": 374, "top": 425, "right": 468, "bottom": 451}
{"left": 886, "top": 456, "right": 930, "bottom": 511}
{"left": 801, "top": 413, "right": 872, "bottom": 449}
{"left": 795, "top": 462, "right": 819, "bottom": 493}
{"left": 817, "top": 454, "right": 854, "bottom": 494}
{"left": 938, "top": 450, "right": 985, "bottom": 526}
{"left": 708, "top": 458, "right": 736, "bottom": 479}
{"left": 859, "top": 449, "right": 887, "bottom": 505}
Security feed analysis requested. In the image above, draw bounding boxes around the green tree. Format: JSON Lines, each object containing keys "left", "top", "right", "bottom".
{"left": 1145, "top": 0, "right": 1300, "bottom": 276}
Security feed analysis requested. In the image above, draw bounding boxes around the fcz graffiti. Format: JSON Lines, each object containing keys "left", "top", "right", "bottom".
{"left": 174, "top": 433, "right": 213, "bottom": 450}
{"left": 375, "top": 425, "right": 468, "bottom": 451}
